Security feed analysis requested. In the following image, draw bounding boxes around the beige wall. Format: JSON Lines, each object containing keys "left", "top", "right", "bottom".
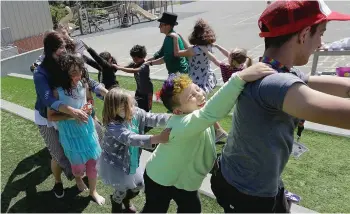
{"left": 1, "top": 1, "right": 53, "bottom": 41}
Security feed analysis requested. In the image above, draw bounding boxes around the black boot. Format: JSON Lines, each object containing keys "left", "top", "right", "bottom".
{"left": 110, "top": 195, "right": 123, "bottom": 213}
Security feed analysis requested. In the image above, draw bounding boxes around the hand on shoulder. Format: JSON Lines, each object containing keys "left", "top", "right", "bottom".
{"left": 238, "top": 62, "right": 276, "bottom": 82}
{"left": 168, "top": 32, "right": 179, "bottom": 39}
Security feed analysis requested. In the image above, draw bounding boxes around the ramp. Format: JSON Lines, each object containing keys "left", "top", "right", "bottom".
{"left": 130, "top": 3, "right": 158, "bottom": 21}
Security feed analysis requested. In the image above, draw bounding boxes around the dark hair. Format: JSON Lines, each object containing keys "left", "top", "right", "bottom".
{"left": 130, "top": 45, "right": 147, "bottom": 58}
{"left": 57, "top": 54, "right": 88, "bottom": 96}
{"left": 263, "top": 23, "right": 320, "bottom": 49}
{"left": 99, "top": 51, "right": 117, "bottom": 64}
{"left": 43, "top": 31, "right": 64, "bottom": 59}
{"left": 41, "top": 31, "right": 65, "bottom": 88}
{"left": 63, "top": 37, "right": 76, "bottom": 54}
{"left": 188, "top": 19, "right": 216, "bottom": 46}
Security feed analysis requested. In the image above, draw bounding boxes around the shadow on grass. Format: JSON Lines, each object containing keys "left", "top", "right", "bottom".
{"left": 1, "top": 148, "right": 90, "bottom": 213}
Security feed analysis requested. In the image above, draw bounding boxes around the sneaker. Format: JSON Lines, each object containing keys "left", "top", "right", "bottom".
{"left": 53, "top": 182, "right": 65, "bottom": 198}
{"left": 215, "top": 129, "right": 228, "bottom": 143}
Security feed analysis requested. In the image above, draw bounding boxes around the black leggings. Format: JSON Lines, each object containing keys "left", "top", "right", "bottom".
{"left": 141, "top": 172, "right": 201, "bottom": 213}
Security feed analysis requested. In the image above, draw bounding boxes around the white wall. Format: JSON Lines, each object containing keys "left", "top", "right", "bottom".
{"left": 1, "top": 1, "right": 53, "bottom": 41}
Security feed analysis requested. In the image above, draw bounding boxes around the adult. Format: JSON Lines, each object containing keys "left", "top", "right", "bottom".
{"left": 146, "top": 12, "right": 189, "bottom": 75}
{"left": 33, "top": 32, "right": 107, "bottom": 198}
{"left": 210, "top": 0, "right": 350, "bottom": 213}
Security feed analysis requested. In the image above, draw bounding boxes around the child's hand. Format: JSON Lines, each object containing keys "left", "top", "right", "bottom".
{"left": 159, "top": 128, "right": 171, "bottom": 143}
{"left": 151, "top": 128, "right": 172, "bottom": 144}
{"left": 237, "top": 62, "right": 276, "bottom": 82}
{"left": 168, "top": 32, "right": 179, "bottom": 39}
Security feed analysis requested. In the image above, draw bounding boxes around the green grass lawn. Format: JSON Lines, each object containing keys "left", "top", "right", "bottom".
{"left": 2, "top": 76, "right": 350, "bottom": 212}
{"left": 0, "top": 110, "right": 223, "bottom": 213}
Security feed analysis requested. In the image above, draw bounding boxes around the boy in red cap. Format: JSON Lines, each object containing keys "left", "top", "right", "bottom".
{"left": 210, "top": 0, "right": 350, "bottom": 213}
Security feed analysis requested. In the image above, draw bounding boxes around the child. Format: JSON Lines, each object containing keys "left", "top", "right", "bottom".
{"left": 116, "top": 45, "right": 153, "bottom": 113}
{"left": 82, "top": 41, "right": 119, "bottom": 90}
{"left": 142, "top": 63, "right": 275, "bottom": 213}
{"left": 169, "top": 19, "right": 227, "bottom": 142}
{"left": 171, "top": 19, "right": 217, "bottom": 94}
{"left": 63, "top": 36, "right": 105, "bottom": 143}
{"left": 47, "top": 54, "right": 105, "bottom": 205}
{"left": 210, "top": 44, "right": 253, "bottom": 83}
{"left": 98, "top": 88, "right": 171, "bottom": 213}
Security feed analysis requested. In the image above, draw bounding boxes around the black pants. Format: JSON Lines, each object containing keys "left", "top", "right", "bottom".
{"left": 135, "top": 91, "right": 153, "bottom": 112}
{"left": 210, "top": 159, "right": 290, "bottom": 213}
{"left": 141, "top": 172, "right": 201, "bottom": 213}
{"left": 135, "top": 91, "right": 153, "bottom": 134}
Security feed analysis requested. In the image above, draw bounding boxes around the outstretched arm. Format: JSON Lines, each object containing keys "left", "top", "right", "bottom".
{"left": 208, "top": 51, "right": 222, "bottom": 67}
{"left": 115, "top": 65, "right": 141, "bottom": 74}
{"left": 145, "top": 57, "right": 165, "bottom": 66}
{"left": 283, "top": 83, "right": 350, "bottom": 129}
{"left": 170, "top": 63, "right": 275, "bottom": 140}
{"left": 83, "top": 42, "right": 117, "bottom": 72}
{"left": 307, "top": 76, "right": 350, "bottom": 98}
{"left": 83, "top": 54, "right": 101, "bottom": 71}
{"left": 137, "top": 108, "right": 172, "bottom": 128}
{"left": 170, "top": 33, "right": 194, "bottom": 57}
{"left": 213, "top": 43, "right": 229, "bottom": 58}
{"left": 178, "top": 33, "right": 190, "bottom": 49}
{"left": 106, "top": 124, "right": 170, "bottom": 149}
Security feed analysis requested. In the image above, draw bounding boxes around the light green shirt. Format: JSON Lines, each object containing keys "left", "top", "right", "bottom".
{"left": 145, "top": 74, "right": 246, "bottom": 191}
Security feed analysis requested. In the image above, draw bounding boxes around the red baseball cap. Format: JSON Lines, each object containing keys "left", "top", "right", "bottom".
{"left": 259, "top": 0, "right": 350, "bottom": 38}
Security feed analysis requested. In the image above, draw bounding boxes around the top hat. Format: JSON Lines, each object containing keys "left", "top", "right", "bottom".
{"left": 158, "top": 12, "right": 178, "bottom": 26}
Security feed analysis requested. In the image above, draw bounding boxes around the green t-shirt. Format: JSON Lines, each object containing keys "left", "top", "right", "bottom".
{"left": 145, "top": 74, "right": 246, "bottom": 191}
{"left": 153, "top": 30, "right": 189, "bottom": 74}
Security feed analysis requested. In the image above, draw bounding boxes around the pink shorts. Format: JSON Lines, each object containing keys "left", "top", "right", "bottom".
{"left": 71, "top": 159, "right": 97, "bottom": 179}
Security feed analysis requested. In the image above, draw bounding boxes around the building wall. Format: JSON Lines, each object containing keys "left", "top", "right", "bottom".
{"left": 1, "top": 1, "right": 53, "bottom": 53}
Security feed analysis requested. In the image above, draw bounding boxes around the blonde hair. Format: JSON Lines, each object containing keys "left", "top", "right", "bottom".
{"left": 173, "top": 74, "right": 192, "bottom": 95}
{"left": 228, "top": 48, "right": 252, "bottom": 69}
{"left": 158, "top": 73, "right": 193, "bottom": 112}
{"left": 102, "top": 88, "right": 134, "bottom": 125}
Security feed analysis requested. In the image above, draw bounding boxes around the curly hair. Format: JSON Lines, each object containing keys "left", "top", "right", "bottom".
{"left": 63, "top": 37, "right": 76, "bottom": 54}
{"left": 157, "top": 73, "right": 192, "bottom": 112}
{"left": 188, "top": 19, "right": 216, "bottom": 46}
{"left": 57, "top": 54, "right": 88, "bottom": 96}
{"left": 130, "top": 45, "right": 147, "bottom": 58}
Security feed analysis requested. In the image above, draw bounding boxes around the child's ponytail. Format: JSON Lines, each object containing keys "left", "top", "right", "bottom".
{"left": 245, "top": 56, "right": 253, "bottom": 68}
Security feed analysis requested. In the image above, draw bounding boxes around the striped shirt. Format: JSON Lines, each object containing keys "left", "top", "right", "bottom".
{"left": 219, "top": 63, "right": 244, "bottom": 83}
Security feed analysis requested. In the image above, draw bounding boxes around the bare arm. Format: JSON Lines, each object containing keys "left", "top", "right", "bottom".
{"left": 307, "top": 76, "right": 350, "bottom": 98}
{"left": 178, "top": 33, "right": 190, "bottom": 49}
{"left": 208, "top": 51, "right": 222, "bottom": 67}
{"left": 115, "top": 65, "right": 141, "bottom": 74}
{"left": 214, "top": 44, "right": 229, "bottom": 57}
{"left": 47, "top": 90, "right": 72, "bottom": 121}
{"left": 146, "top": 57, "right": 165, "bottom": 66}
{"left": 283, "top": 83, "right": 350, "bottom": 130}
{"left": 170, "top": 33, "right": 194, "bottom": 57}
